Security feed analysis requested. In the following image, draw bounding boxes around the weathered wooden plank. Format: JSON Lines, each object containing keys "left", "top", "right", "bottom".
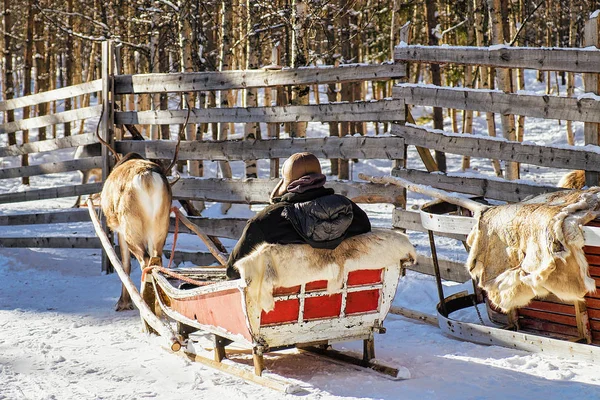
{"left": 394, "top": 45, "right": 600, "bottom": 73}
{"left": 0, "top": 79, "right": 102, "bottom": 111}
{"left": 0, "top": 183, "right": 102, "bottom": 205}
{"left": 116, "top": 136, "right": 406, "bottom": 161}
{"left": 392, "top": 123, "right": 600, "bottom": 173}
{"left": 114, "top": 99, "right": 405, "bottom": 125}
{"left": 0, "top": 157, "right": 101, "bottom": 180}
{"left": 114, "top": 64, "right": 406, "bottom": 94}
{"left": 408, "top": 255, "right": 470, "bottom": 283}
{"left": 392, "top": 208, "right": 469, "bottom": 241}
{"left": 392, "top": 168, "right": 560, "bottom": 203}
{"left": 0, "top": 237, "right": 101, "bottom": 248}
{"left": 393, "top": 85, "right": 600, "bottom": 123}
{"left": 172, "top": 178, "right": 405, "bottom": 205}
{"left": 584, "top": 16, "right": 600, "bottom": 187}
{"left": 170, "top": 216, "right": 247, "bottom": 240}
{"left": 162, "top": 250, "right": 219, "bottom": 267}
{"left": 0, "top": 105, "right": 103, "bottom": 135}
{"left": 0, "top": 209, "right": 91, "bottom": 226}
{"left": 0, "top": 133, "right": 98, "bottom": 157}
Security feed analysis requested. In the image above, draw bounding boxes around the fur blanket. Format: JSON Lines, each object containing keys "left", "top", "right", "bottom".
{"left": 234, "top": 229, "right": 417, "bottom": 313}
{"left": 466, "top": 189, "right": 600, "bottom": 312}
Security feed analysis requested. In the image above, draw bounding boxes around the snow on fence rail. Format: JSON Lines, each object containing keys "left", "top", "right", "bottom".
{"left": 113, "top": 64, "right": 407, "bottom": 94}
{"left": 394, "top": 45, "right": 600, "bottom": 73}
{"left": 393, "top": 85, "right": 600, "bottom": 123}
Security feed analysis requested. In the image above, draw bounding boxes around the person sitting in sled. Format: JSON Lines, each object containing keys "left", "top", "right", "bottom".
{"left": 226, "top": 152, "right": 371, "bottom": 280}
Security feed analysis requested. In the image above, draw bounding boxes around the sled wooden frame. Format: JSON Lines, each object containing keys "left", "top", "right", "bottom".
{"left": 145, "top": 258, "right": 407, "bottom": 382}
{"left": 419, "top": 200, "right": 600, "bottom": 359}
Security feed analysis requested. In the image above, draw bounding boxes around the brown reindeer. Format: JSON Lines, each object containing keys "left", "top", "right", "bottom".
{"left": 558, "top": 170, "right": 585, "bottom": 189}
{"left": 101, "top": 152, "right": 173, "bottom": 311}
{"left": 96, "top": 105, "right": 185, "bottom": 311}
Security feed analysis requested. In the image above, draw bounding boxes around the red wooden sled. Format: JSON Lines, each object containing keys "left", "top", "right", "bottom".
{"left": 89, "top": 202, "right": 406, "bottom": 392}
{"left": 145, "top": 262, "right": 404, "bottom": 379}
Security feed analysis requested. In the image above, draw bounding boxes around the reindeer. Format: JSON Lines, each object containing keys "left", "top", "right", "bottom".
{"left": 97, "top": 113, "right": 184, "bottom": 311}
{"left": 72, "top": 143, "right": 102, "bottom": 207}
{"left": 73, "top": 125, "right": 147, "bottom": 207}
{"left": 101, "top": 152, "right": 173, "bottom": 311}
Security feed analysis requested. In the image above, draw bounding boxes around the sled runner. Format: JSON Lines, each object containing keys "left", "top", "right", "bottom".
{"left": 88, "top": 203, "right": 412, "bottom": 392}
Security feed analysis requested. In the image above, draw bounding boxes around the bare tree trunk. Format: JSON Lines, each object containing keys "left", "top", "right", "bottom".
{"left": 2, "top": 0, "right": 15, "bottom": 145}
{"left": 566, "top": 0, "right": 578, "bottom": 145}
{"left": 488, "top": 0, "right": 518, "bottom": 179}
{"left": 21, "top": 1, "right": 35, "bottom": 185}
{"left": 33, "top": 6, "right": 48, "bottom": 141}
{"left": 217, "top": 0, "right": 233, "bottom": 214}
{"left": 338, "top": 0, "right": 350, "bottom": 179}
{"left": 244, "top": 0, "right": 261, "bottom": 178}
{"left": 63, "top": 0, "right": 74, "bottom": 137}
{"left": 425, "top": 0, "right": 446, "bottom": 171}
{"left": 290, "top": 0, "right": 309, "bottom": 138}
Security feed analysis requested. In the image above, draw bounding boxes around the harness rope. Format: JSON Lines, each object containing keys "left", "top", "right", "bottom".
{"left": 140, "top": 207, "right": 215, "bottom": 288}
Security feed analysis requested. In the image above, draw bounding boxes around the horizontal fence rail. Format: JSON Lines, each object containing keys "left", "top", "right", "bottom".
{"left": 114, "top": 99, "right": 405, "bottom": 125}
{"left": 0, "top": 237, "right": 101, "bottom": 248}
{"left": 394, "top": 45, "right": 600, "bottom": 73}
{"left": 116, "top": 136, "right": 406, "bottom": 161}
{"left": 393, "top": 85, "right": 600, "bottom": 123}
{"left": 0, "top": 157, "right": 101, "bottom": 180}
{"left": 0, "top": 209, "right": 91, "bottom": 226}
{"left": 392, "top": 168, "right": 561, "bottom": 203}
{"left": 0, "top": 105, "right": 103, "bottom": 135}
{"left": 0, "top": 134, "right": 98, "bottom": 157}
{"left": 114, "top": 63, "right": 406, "bottom": 94}
{"left": 0, "top": 79, "right": 102, "bottom": 112}
{"left": 172, "top": 178, "right": 405, "bottom": 205}
{"left": 0, "top": 182, "right": 102, "bottom": 205}
{"left": 170, "top": 216, "right": 247, "bottom": 240}
{"left": 392, "top": 124, "right": 600, "bottom": 172}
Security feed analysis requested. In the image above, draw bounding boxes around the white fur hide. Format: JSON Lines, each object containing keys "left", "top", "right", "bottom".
{"left": 234, "top": 229, "right": 417, "bottom": 313}
{"left": 467, "top": 189, "right": 600, "bottom": 312}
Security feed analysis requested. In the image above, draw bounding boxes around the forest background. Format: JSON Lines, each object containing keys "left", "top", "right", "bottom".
{"left": 1, "top": 0, "right": 597, "bottom": 178}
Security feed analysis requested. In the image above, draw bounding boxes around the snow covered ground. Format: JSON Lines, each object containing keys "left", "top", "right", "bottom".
{"left": 2, "top": 71, "right": 600, "bottom": 399}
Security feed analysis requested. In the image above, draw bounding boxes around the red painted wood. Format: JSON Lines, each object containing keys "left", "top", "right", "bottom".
{"left": 304, "top": 294, "right": 342, "bottom": 320}
{"left": 586, "top": 298, "right": 600, "bottom": 310}
{"left": 273, "top": 285, "right": 301, "bottom": 295}
{"left": 584, "top": 245, "right": 600, "bottom": 256}
{"left": 518, "top": 308, "right": 577, "bottom": 327}
{"left": 519, "top": 319, "right": 580, "bottom": 338}
{"left": 589, "top": 319, "right": 600, "bottom": 332}
{"left": 347, "top": 269, "right": 383, "bottom": 286}
{"left": 168, "top": 287, "right": 252, "bottom": 342}
{"left": 589, "top": 266, "right": 600, "bottom": 278}
{"left": 585, "top": 254, "right": 600, "bottom": 266}
{"left": 345, "top": 289, "right": 380, "bottom": 315}
{"left": 523, "top": 300, "right": 575, "bottom": 315}
{"left": 305, "top": 280, "right": 328, "bottom": 291}
{"left": 260, "top": 299, "right": 300, "bottom": 326}
{"left": 588, "top": 308, "right": 600, "bottom": 320}
{"left": 586, "top": 220, "right": 600, "bottom": 228}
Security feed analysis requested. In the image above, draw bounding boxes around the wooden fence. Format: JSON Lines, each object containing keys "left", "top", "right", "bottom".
{"left": 2, "top": 14, "right": 600, "bottom": 282}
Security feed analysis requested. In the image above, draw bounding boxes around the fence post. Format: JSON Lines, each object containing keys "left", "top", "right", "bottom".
{"left": 101, "top": 40, "right": 115, "bottom": 273}
{"left": 268, "top": 44, "right": 281, "bottom": 179}
{"left": 584, "top": 13, "right": 600, "bottom": 187}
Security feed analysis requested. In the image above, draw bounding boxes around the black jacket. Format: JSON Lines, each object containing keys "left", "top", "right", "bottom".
{"left": 225, "top": 187, "right": 371, "bottom": 279}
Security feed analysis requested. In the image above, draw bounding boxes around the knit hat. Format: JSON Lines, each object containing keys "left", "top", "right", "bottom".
{"left": 270, "top": 152, "right": 322, "bottom": 199}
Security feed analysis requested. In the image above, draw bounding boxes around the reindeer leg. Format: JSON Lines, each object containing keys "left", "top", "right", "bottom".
{"left": 115, "top": 233, "right": 135, "bottom": 311}
{"left": 72, "top": 170, "right": 90, "bottom": 208}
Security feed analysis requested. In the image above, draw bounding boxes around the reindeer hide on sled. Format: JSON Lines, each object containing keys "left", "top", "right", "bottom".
{"left": 234, "top": 228, "right": 417, "bottom": 313}
{"left": 466, "top": 189, "right": 600, "bottom": 312}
